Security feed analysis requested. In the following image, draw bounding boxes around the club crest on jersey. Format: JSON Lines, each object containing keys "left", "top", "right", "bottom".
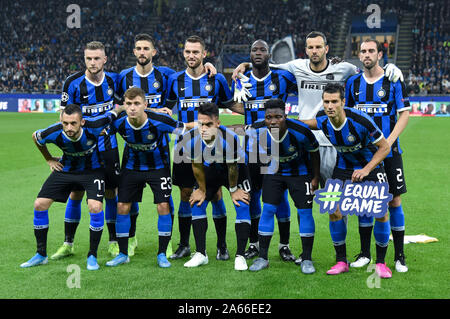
{"left": 288, "top": 144, "right": 296, "bottom": 152}
{"left": 86, "top": 139, "right": 94, "bottom": 146}
{"left": 347, "top": 134, "right": 356, "bottom": 143}
{"left": 269, "top": 82, "right": 277, "bottom": 91}
{"left": 61, "top": 92, "right": 69, "bottom": 103}
{"left": 107, "top": 88, "right": 113, "bottom": 96}
{"left": 153, "top": 81, "right": 160, "bottom": 89}
{"left": 377, "top": 89, "right": 386, "bottom": 98}
{"left": 204, "top": 84, "right": 212, "bottom": 92}
{"left": 147, "top": 133, "right": 154, "bottom": 140}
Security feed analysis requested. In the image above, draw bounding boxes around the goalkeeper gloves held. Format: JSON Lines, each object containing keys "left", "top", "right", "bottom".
{"left": 233, "top": 73, "right": 252, "bottom": 103}
{"left": 384, "top": 63, "right": 404, "bottom": 82}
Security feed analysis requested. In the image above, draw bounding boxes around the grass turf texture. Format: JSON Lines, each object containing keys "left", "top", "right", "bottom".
{"left": 0, "top": 112, "right": 448, "bottom": 299}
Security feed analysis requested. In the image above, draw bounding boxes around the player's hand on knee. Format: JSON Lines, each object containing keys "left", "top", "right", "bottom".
{"left": 189, "top": 189, "right": 206, "bottom": 207}
{"left": 204, "top": 62, "right": 217, "bottom": 77}
{"left": 311, "top": 177, "right": 320, "bottom": 193}
{"left": 231, "top": 188, "right": 250, "bottom": 206}
{"left": 351, "top": 168, "right": 369, "bottom": 182}
{"left": 47, "top": 157, "right": 63, "bottom": 171}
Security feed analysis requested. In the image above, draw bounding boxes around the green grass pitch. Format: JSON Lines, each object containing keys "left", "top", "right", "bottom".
{"left": 0, "top": 112, "right": 448, "bottom": 299}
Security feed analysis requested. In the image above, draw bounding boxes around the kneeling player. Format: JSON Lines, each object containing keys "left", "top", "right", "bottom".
{"left": 302, "top": 83, "right": 393, "bottom": 278}
{"left": 21, "top": 104, "right": 119, "bottom": 270}
{"left": 104, "top": 87, "right": 191, "bottom": 268}
{"left": 247, "top": 99, "right": 320, "bottom": 274}
{"left": 182, "top": 103, "right": 251, "bottom": 270}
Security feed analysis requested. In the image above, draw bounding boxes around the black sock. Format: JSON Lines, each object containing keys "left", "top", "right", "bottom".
{"left": 107, "top": 222, "right": 116, "bottom": 242}
{"left": 235, "top": 222, "right": 250, "bottom": 256}
{"left": 158, "top": 235, "right": 171, "bottom": 255}
{"left": 88, "top": 228, "right": 103, "bottom": 258}
{"left": 249, "top": 217, "right": 260, "bottom": 243}
{"left": 213, "top": 216, "right": 227, "bottom": 249}
{"left": 300, "top": 236, "right": 314, "bottom": 261}
{"left": 392, "top": 230, "right": 405, "bottom": 259}
{"left": 258, "top": 234, "right": 272, "bottom": 260}
{"left": 278, "top": 221, "right": 290, "bottom": 246}
{"left": 129, "top": 214, "right": 138, "bottom": 238}
{"left": 35, "top": 228, "right": 48, "bottom": 257}
{"left": 117, "top": 236, "right": 128, "bottom": 255}
{"left": 359, "top": 226, "right": 373, "bottom": 257}
{"left": 64, "top": 221, "right": 79, "bottom": 243}
{"left": 334, "top": 243, "right": 347, "bottom": 263}
{"left": 192, "top": 218, "right": 207, "bottom": 255}
{"left": 375, "top": 244, "right": 388, "bottom": 264}
{"left": 178, "top": 216, "right": 192, "bottom": 247}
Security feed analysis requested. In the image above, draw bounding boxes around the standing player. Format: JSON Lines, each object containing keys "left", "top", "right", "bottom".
{"left": 247, "top": 99, "right": 320, "bottom": 274}
{"left": 166, "top": 35, "right": 243, "bottom": 261}
{"left": 346, "top": 39, "right": 410, "bottom": 272}
{"left": 182, "top": 103, "right": 251, "bottom": 270}
{"left": 53, "top": 41, "right": 121, "bottom": 260}
{"left": 302, "top": 83, "right": 393, "bottom": 278}
{"left": 231, "top": 40, "right": 299, "bottom": 262}
{"left": 20, "top": 104, "right": 120, "bottom": 270}
{"left": 104, "top": 87, "right": 193, "bottom": 268}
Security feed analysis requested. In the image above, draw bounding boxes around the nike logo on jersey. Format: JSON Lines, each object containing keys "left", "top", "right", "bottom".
{"left": 180, "top": 88, "right": 187, "bottom": 91}
{"left": 355, "top": 92, "right": 362, "bottom": 96}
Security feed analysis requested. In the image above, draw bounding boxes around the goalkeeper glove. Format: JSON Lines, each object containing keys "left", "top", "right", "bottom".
{"left": 233, "top": 73, "right": 252, "bottom": 103}
{"left": 384, "top": 63, "right": 404, "bottom": 83}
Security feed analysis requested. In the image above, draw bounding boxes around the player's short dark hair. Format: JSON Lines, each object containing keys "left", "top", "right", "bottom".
{"left": 306, "top": 31, "right": 327, "bottom": 46}
{"left": 361, "top": 38, "right": 383, "bottom": 53}
{"left": 124, "top": 87, "right": 146, "bottom": 102}
{"left": 185, "top": 35, "right": 205, "bottom": 49}
{"left": 322, "top": 83, "right": 345, "bottom": 100}
{"left": 62, "top": 104, "right": 82, "bottom": 118}
{"left": 85, "top": 41, "right": 105, "bottom": 52}
{"left": 198, "top": 103, "right": 219, "bottom": 118}
{"left": 264, "top": 98, "right": 286, "bottom": 113}
{"left": 134, "top": 33, "right": 155, "bottom": 47}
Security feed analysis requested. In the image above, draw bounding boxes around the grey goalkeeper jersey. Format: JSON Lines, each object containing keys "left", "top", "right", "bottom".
{"left": 274, "top": 59, "right": 359, "bottom": 146}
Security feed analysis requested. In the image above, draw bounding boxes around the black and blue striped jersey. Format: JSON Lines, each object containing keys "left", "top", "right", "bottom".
{"left": 116, "top": 66, "right": 175, "bottom": 108}
{"left": 183, "top": 125, "right": 244, "bottom": 170}
{"left": 345, "top": 73, "right": 410, "bottom": 157}
{"left": 109, "top": 111, "right": 185, "bottom": 171}
{"left": 231, "top": 69, "right": 297, "bottom": 125}
{"left": 246, "top": 118, "right": 318, "bottom": 176}
{"left": 166, "top": 71, "right": 234, "bottom": 123}
{"left": 316, "top": 107, "right": 384, "bottom": 170}
{"left": 60, "top": 71, "right": 119, "bottom": 152}
{"left": 34, "top": 113, "right": 114, "bottom": 172}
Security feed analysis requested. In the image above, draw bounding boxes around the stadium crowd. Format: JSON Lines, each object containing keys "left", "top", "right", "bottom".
{"left": 0, "top": 0, "right": 448, "bottom": 94}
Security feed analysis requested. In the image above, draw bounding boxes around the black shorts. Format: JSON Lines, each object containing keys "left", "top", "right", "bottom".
{"left": 332, "top": 166, "right": 387, "bottom": 184}
{"left": 100, "top": 148, "right": 120, "bottom": 189}
{"left": 248, "top": 163, "right": 264, "bottom": 191}
{"left": 172, "top": 161, "right": 196, "bottom": 188}
{"left": 198, "top": 163, "right": 252, "bottom": 202}
{"left": 118, "top": 168, "right": 172, "bottom": 204}
{"left": 38, "top": 170, "right": 105, "bottom": 203}
{"left": 262, "top": 174, "right": 313, "bottom": 209}
{"left": 383, "top": 155, "right": 407, "bottom": 196}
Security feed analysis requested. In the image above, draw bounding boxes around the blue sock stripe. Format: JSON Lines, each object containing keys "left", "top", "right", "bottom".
{"left": 64, "top": 198, "right": 82, "bottom": 222}
{"left": 191, "top": 201, "right": 209, "bottom": 220}
{"left": 259, "top": 203, "right": 277, "bottom": 235}
{"left": 249, "top": 189, "right": 262, "bottom": 219}
{"left": 358, "top": 215, "right": 374, "bottom": 227}
{"left": 374, "top": 220, "right": 390, "bottom": 247}
{"left": 329, "top": 219, "right": 347, "bottom": 245}
{"left": 212, "top": 198, "right": 227, "bottom": 218}
{"left": 89, "top": 211, "right": 104, "bottom": 231}
{"left": 298, "top": 208, "right": 315, "bottom": 237}
{"left": 158, "top": 214, "right": 172, "bottom": 236}
{"left": 235, "top": 201, "right": 250, "bottom": 223}
{"left": 115, "top": 213, "right": 130, "bottom": 237}
{"left": 33, "top": 209, "right": 49, "bottom": 229}
{"left": 178, "top": 200, "right": 192, "bottom": 218}
{"left": 389, "top": 205, "right": 405, "bottom": 231}
{"left": 105, "top": 196, "right": 118, "bottom": 223}
{"left": 275, "top": 190, "right": 291, "bottom": 219}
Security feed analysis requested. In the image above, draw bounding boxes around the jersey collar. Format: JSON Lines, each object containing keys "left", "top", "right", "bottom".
{"left": 85, "top": 73, "right": 105, "bottom": 87}
{"left": 185, "top": 70, "right": 207, "bottom": 80}
{"left": 251, "top": 70, "right": 272, "bottom": 81}
{"left": 362, "top": 73, "right": 385, "bottom": 85}
{"left": 329, "top": 117, "right": 347, "bottom": 131}
{"left": 63, "top": 128, "right": 84, "bottom": 142}
{"left": 127, "top": 117, "right": 148, "bottom": 130}
{"left": 135, "top": 66, "right": 154, "bottom": 78}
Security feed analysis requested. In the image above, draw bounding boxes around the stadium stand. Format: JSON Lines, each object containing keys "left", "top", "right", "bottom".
{"left": 0, "top": 0, "right": 448, "bottom": 94}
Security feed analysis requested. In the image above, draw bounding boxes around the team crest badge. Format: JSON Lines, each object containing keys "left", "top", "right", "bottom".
{"left": 153, "top": 81, "right": 160, "bottom": 89}
{"left": 269, "top": 82, "right": 277, "bottom": 91}
{"left": 347, "top": 134, "right": 356, "bottom": 143}
{"left": 107, "top": 88, "right": 113, "bottom": 96}
{"left": 377, "top": 89, "right": 386, "bottom": 98}
{"left": 147, "top": 133, "right": 154, "bottom": 140}
{"left": 288, "top": 144, "right": 296, "bottom": 152}
{"left": 86, "top": 139, "right": 94, "bottom": 146}
{"left": 204, "top": 84, "right": 212, "bottom": 92}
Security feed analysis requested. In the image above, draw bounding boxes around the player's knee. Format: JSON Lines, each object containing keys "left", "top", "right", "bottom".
{"left": 329, "top": 209, "right": 342, "bottom": 222}
{"left": 70, "top": 190, "right": 85, "bottom": 201}
{"left": 389, "top": 195, "right": 402, "bottom": 207}
{"left": 117, "top": 202, "right": 131, "bottom": 215}
{"left": 157, "top": 202, "right": 170, "bottom": 215}
{"left": 34, "top": 198, "right": 52, "bottom": 211}
{"left": 375, "top": 214, "right": 389, "bottom": 222}
{"left": 180, "top": 188, "right": 193, "bottom": 202}
{"left": 88, "top": 200, "right": 103, "bottom": 214}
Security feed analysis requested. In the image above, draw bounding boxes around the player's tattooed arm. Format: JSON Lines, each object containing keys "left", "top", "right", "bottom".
{"left": 352, "top": 137, "right": 390, "bottom": 182}
{"left": 32, "top": 132, "right": 63, "bottom": 172}
{"left": 227, "top": 163, "right": 250, "bottom": 206}
{"left": 386, "top": 110, "right": 409, "bottom": 147}
{"left": 299, "top": 119, "right": 319, "bottom": 130}
{"left": 228, "top": 102, "right": 245, "bottom": 115}
{"left": 190, "top": 162, "right": 207, "bottom": 207}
